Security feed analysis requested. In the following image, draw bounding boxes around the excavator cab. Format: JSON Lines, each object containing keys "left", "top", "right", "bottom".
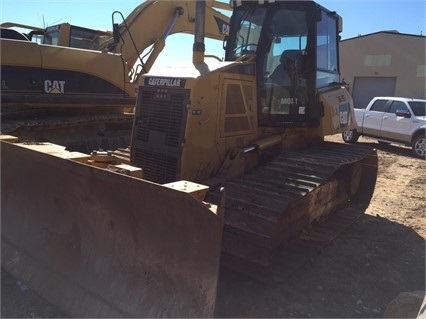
{"left": 0, "top": 22, "right": 112, "bottom": 49}
{"left": 225, "top": 0, "right": 344, "bottom": 128}
{"left": 42, "top": 23, "right": 112, "bottom": 49}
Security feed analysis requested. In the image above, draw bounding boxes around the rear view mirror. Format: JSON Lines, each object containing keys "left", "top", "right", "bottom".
{"left": 113, "top": 23, "right": 120, "bottom": 44}
{"left": 396, "top": 109, "right": 411, "bottom": 118}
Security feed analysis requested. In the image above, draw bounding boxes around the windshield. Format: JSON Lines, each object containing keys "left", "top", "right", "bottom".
{"left": 43, "top": 26, "right": 60, "bottom": 45}
{"left": 264, "top": 8, "right": 308, "bottom": 80}
{"left": 227, "top": 6, "right": 266, "bottom": 60}
{"left": 43, "top": 24, "right": 111, "bottom": 50}
{"left": 409, "top": 101, "right": 426, "bottom": 116}
{"left": 69, "top": 26, "right": 111, "bottom": 50}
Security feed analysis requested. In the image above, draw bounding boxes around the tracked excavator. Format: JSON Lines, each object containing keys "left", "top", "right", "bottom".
{"left": 0, "top": 0, "right": 230, "bottom": 152}
{"left": 1, "top": 0, "right": 378, "bottom": 317}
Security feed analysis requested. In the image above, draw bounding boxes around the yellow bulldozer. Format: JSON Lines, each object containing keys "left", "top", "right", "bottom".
{"left": 1, "top": 0, "right": 378, "bottom": 317}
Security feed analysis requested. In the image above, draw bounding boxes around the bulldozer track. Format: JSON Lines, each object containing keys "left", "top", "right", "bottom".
{"left": 207, "top": 142, "right": 377, "bottom": 275}
{"left": 111, "top": 141, "right": 377, "bottom": 282}
{"left": 220, "top": 202, "right": 366, "bottom": 283}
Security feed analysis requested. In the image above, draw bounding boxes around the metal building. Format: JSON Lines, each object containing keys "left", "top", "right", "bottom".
{"left": 339, "top": 31, "right": 426, "bottom": 109}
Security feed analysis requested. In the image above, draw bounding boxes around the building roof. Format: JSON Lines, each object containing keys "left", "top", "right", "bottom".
{"left": 341, "top": 31, "right": 425, "bottom": 42}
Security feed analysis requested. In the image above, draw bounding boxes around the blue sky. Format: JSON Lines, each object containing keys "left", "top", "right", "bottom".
{"left": 1, "top": 0, "right": 425, "bottom": 69}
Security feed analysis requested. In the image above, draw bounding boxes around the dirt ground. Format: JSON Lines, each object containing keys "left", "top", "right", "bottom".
{"left": 1, "top": 134, "right": 425, "bottom": 318}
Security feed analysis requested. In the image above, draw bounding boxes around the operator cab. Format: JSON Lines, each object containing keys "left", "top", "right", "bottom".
{"left": 0, "top": 28, "right": 30, "bottom": 41}
{"left": 225, "top": 0, "right": 341, "bottom": 127}
{"left": 42, "top": 23, "right": 112, "bottom": 50}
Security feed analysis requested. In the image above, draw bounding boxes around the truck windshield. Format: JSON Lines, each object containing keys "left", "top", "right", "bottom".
{"left": 409, "top": 101, "right": 426, "bottom": 116}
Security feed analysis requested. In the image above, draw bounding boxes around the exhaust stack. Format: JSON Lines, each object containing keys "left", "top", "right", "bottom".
{"left": 193, "top": 0, "right": 206, "bottom": 64}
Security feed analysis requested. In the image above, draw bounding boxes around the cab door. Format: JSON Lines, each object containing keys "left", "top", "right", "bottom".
{"left": 361, "top": 99, "right": 388, "bottom": 136}
{"left": 379, "top": 100, "right": 412, "bottom": 143}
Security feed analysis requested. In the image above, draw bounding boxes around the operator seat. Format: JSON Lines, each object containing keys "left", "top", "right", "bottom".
{"left": 265, "top": 49, "right": 305, "bottom": 115}
{"left": 268, "top": 49, "right": 301, "bottom": 86}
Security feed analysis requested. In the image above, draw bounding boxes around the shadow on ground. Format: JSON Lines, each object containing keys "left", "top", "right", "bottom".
{"left": 1, "top": 213, "right": 424, "bottom": 318}
{"left": 350, "top": 140, "right": 421, "bottom": 160}
{"left": 215, "top": 213, "right": 425, "bottom": 318}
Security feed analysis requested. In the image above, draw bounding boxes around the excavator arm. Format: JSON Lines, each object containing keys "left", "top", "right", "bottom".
{"left": 108, "top": 0, "right": 230, "bottom": 77}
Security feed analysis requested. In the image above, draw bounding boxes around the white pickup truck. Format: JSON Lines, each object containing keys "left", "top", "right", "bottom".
{"left": 342, "top": 96, "right": 426, "bottom": 158}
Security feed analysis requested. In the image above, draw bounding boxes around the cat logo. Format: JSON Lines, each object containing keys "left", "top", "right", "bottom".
{"left": 44, "top": 80, "right": 66, "bottom": 94}
{"left": 339, "top": 103, "right": 350, "bottom": 126}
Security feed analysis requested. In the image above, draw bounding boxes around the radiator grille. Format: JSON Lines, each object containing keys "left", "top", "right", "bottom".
{"left": 131, "top": 87, "right": 189, "bottom": 184}
{"left": 134, "top": 148, "right": 179, "bottom": 184}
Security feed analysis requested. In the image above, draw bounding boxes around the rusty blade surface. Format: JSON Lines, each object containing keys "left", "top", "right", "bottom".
{"left": 1, "top": 140, "right": 224, "bottom": 318}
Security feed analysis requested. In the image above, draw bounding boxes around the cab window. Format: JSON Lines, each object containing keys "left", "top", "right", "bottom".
{"left": 70, "top": 26, "right": 108, "bottom": 50}
{"left": 230, "top": 8, "right": 266, "bottom": 59}
{"left": 409, "top": 101, "right": 426, "bottom": 116}
{"left": 387, "top": 101, "right": 408, "bottom": 114}
{"left": 43, "top": 29, "right": 59, "bottom": 45}
{"left": 369, "top": 99, "right": 388, "bottom": 112}
{"left": 316, "top": 10, "right": 339, "bottom": 87}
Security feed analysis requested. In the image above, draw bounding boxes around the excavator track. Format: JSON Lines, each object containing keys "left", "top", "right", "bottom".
{"left": 206, "top": 141, "right": 378, "bottom": 273}
{"left": 1, "top": 111, "right": 134, "bottom": 153}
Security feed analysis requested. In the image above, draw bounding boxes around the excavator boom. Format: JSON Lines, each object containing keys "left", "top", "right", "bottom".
{"left": 112, "top": 0, "right": 230, "bottom": 76}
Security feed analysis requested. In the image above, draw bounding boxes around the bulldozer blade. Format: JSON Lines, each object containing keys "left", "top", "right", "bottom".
{"left": 1, "top": 140, "right": 225, "bottom": 318}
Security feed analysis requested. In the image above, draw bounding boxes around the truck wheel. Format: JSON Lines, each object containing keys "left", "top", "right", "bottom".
{"left": 342, "top": 130, "right": 359, "bottom": 144}
{"left": 412, "top": 134, "right": 426, "bottom": 159}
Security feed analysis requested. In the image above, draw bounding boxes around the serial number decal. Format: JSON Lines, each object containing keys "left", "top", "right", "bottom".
{"left": 145, "top": 77, "right": 186, "bottom": 88}
{"left": 279, "top": 97, "right": 299, "bottom": 105}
